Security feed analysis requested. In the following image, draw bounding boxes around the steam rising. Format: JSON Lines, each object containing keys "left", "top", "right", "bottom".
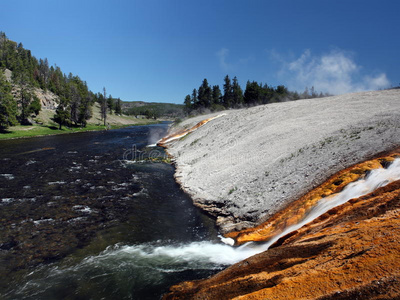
{"left": 147, "top": 127, "right": 167, "bottom": 146}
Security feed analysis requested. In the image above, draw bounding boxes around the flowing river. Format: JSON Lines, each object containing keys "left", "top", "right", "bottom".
{"left": 1, "top": 123, "right": 400, "bottom": 299}
{"left": 0, "top": 123, "right": 225, "bottom": 299}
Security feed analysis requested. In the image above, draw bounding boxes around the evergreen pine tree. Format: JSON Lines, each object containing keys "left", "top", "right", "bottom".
{"left": 69, "top": 84, "right": 81, "bottom": 125}
{"left": 184, "top": 94, "right": 192, "bottom": 113}
{"left": 212, "top": 85, "right": 222, "bottom": 106}
{"left": 0, "top": 72, "right": 17, "bottom": 128}
{"left": 115, "top": 98, "right": 122, "bottom": 115}
{"left": 28, "top": 95, "right": 41, "bottom": 116}
{"left": 232, "top": 76, "right": 243, "bottom": 107}
{"left": 191, "top": 88, "right": 198, "bottom": 109}
{"left": 223, "top": 75, "right": 233, "bottom": 108}
{"left": 107, "top": 95, "right": 114, "bottom": 114}
{"left": 18, "top": 75, "right": 32, "bottom": 124}
{"left": 244, "top": 81, "right": 262, "bottom": 105}
{"left": 53, "top": 100, "right": 70, "bottom": 130}
{"left": 78, "top": 94, "right": 92, "bottom": 127}
{"left": 197, "top": 78, "right": 212, "bottom": 109}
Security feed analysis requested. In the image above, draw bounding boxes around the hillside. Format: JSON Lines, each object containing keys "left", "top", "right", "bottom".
{"left": 35, "top": 100, "right": 154, "bottom": 128}
{"left": 0, "top": 32, "right": 173, "bottom": 138}
{"left": 122, "top": 101, "right": 184, "bottom": 119}
{"left": 0, "top": 70, "right": 159, "bottom": 139}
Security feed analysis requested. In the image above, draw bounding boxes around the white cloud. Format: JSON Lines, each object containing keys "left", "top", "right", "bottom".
{"left": 276, "top": 49, "right": 390, "bottom": 95}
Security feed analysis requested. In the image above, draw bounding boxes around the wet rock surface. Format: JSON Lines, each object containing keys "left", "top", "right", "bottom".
{"left": 163, "top": 179, "right": 400, "bottom": 299}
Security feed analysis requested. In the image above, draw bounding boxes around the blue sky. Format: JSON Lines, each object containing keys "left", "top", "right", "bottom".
{"left": 1, "top": 0, "right": 399, "bottom": 103}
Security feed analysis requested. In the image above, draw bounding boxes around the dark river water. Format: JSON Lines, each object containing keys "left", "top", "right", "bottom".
{"left": 0, "top": 123, "right": 225, "bottom": 299}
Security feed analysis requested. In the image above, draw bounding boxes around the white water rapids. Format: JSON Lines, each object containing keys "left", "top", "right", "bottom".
{"left": 13, "top": 158, "right": 400, "bottom": 298}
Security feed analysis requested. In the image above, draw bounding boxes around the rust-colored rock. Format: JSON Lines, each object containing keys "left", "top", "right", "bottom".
{"left": 157, "top": 114, "right": 226, "bottom": 147}
{"left": 226, "top": 153, "right": 399, "bottom": 246}
{"left": 163, "top": 180, "right": 400, "bottom": 300}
